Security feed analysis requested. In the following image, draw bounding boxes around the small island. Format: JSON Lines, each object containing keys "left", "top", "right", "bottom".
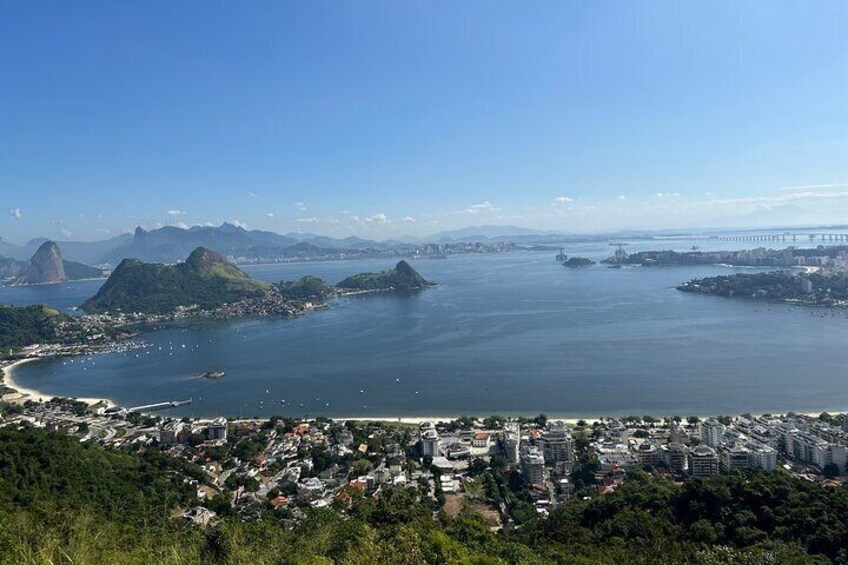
{"left": 562, "top": 257, "right": 595, "bottom": 268}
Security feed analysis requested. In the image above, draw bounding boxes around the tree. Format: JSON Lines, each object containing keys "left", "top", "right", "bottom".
{"left": 468, "top": 458, "right": 487, "bottom": 477}
{"left": 534, "top": 414, "right": 548, "bottom": 428}
{"left": 823, "top": 462, "right": 840, "bottom": 479}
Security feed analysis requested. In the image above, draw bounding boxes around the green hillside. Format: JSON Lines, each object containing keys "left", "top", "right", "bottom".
{"left": 80, "top": 247, "right": 270, "bottom": 314}
{"left": 274, "top": 275, "right": 331, "bottom": 301}
{"left": 337, "top": 260, "right": 432, "bottom": 292}
{"left": 62, "top": 260, "right": 103, "bottom": 280}
{"left": 0, "top": 304, "right": 67, "bottom": 349}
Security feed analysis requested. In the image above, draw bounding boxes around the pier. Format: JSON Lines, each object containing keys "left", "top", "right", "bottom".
{"left": 125, "top": 398, "right": 193, "bottom": 413}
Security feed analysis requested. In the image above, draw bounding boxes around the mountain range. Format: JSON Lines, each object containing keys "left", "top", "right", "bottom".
{"left": 1, "top": 223, "right": 557, "bottom": 267}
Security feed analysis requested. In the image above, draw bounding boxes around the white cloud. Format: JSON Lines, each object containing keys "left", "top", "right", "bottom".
{"left": 248, "top": 191, "right": 258, "bottom": 198}
{"left": 296, "top": 217, "right": 320, "bottom": 224}
{"left": 60, "top": 228, "right": 72, "bottom": 238}
{"left": 402, "top": 216, "right": 416, "bottom": 223}
{"left": 465, "top": 201, "right": 499, "bottom": 214}
{"left": 9, "top": 208, "right": 21, "bottom": 219}
{"left": 167, "top": 209, "right": 187, "bottom": 216}
{"left": 366, "top": 213, "right": 389, "bottom": 224}
{"left": 266, "top": 212, "right": 275, "bottom": 218}
{"left": 654, "top": 192, "right": 681, "bottom": 198}
{"left": 617, "top": 195, "right": 627, "bottom": 201}
{"left": 553, "top": 196, "right": 574, "bottom": 205}
{"left": 229, "top": 219, "right": 248, "bottom": 229}
{"left": 294, "top": 202, "right": 307, "bottom": 211}
{"left": 174, "top": 222, "right": 190, "bottom": 229}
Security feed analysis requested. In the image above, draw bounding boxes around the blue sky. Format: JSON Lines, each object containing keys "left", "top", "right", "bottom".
{"left": 2, "top": 1, "right": 848, "bottom": 243}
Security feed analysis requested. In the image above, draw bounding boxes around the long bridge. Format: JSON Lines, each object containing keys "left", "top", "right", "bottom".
{"left": 614, "top": 234, "right": 848, "bottom": 244}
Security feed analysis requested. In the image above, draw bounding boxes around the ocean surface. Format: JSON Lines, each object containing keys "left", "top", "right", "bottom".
{"left": 5, "top": 242, "right": 848, "bottom": 419}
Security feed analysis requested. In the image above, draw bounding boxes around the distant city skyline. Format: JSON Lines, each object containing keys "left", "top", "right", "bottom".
{"left": 2, "top": 2, "right": 847, "bottom": 243}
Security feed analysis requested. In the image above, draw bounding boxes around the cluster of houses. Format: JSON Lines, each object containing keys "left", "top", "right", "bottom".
{"left": 6, "top": 394, "right": 848, "bottom": 529}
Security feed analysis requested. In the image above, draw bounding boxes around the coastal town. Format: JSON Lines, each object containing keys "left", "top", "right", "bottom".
{"left": 3, "top": 373, "right": 848, "bottom": 530}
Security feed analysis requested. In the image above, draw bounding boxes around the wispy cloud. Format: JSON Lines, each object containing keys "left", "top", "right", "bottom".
{"left": 779, "top": 183, "right": 848, "bottom": 192}
{"left": 229, "top": 219, "right": 247, "bottom": 229}
{"left": 167, "top": 209, "right": 187, "bottom": 216}
{"left": 402, "top": 216, "right": 416, "bottom": 223}
{"left": 266, "top": 212, "right": 275, "bottom": 218}
{"left": 248, "top": 191, "right": 258, "bottom": 198}
{"left": 60, "top": 228, "right": 72, "bottom": 238}
{"left": 553, "top": 196, "right": 574, "bottom": 206}
{"left": 9, "top": 208, "right": 21, "bottom": 219}
{"left": 296, "top": 217, "right": 320, "bottom": 224}
{"left": 294, "top": 202, "right": 307, "bottom": 211}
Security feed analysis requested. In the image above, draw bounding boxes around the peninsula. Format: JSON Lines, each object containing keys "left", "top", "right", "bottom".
{"left": 81, "top": 247, "right": 271, "bottom": 315}
{"left": 677, "top": 271, "right": 848, "bottom": 306}
{"left": 336, "top": 260, "right": 434, "bottom": 292}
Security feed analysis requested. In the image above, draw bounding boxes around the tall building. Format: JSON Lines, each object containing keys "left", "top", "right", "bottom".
{"left": 159, "top": 422, "right": 177, "bottom": 445}
{"left": 502, "top": 423, "right": 521, "bottom": 464}
{"left": 747, "top": 441, "right": 777, "bottom": 472}
{"left": 719, "top": 444, "right": 750, "bottom": 473}
{"left": 688, "top": 445, "right": 719, "bottom": 478}
{"left": 419, "top": 422, "right": 440, "bottom": 458}
{"left": 208, "top": 417, "right": 228, "bottom": 441}
{"left": 541, "top": 421, "right": 574, "bottom": 466}
{"left": 662, "top": 443, "right": 689, "bottom": 473}
{"left": 699, "top": 419, "right": 725, "bottom": 447}
{"left": 636, "top": 443, "right": 662, "bottom": 467}
{"left": 521, "top": 446, "right": 545, "bottom": 485}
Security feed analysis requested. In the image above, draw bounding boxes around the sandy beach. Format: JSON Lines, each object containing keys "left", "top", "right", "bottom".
{"left": 1, "top": 357, "right": 115, "bottom": 408}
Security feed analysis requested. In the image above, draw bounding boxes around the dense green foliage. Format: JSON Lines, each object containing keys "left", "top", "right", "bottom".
{"left": 62, "top": 260, "right": 102, "bottom": 281}
{"left": 679, "top": 271, "right": 848, "bottom": 303}
{"left": 337, "top": 260, "right": 432, "bottom": 292}
{"left": 274, "top": 275, "right": 332, "bottom": 301}
{"left": 0, "top": 304, "right": 66, "bottom": 349}
{"left": 2, "top": 424, "right": 848, "bottom": 564}
{"left": 81, "top": 247, "right": 270, "bottom": 314}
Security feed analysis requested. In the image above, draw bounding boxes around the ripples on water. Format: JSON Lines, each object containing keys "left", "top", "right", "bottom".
{"left": 6, "top": 246, "right": 848, "bottom": 418}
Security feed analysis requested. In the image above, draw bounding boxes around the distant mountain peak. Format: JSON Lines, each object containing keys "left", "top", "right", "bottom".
{"left": 15, "top": 240, "right": 67, "bottom": 285}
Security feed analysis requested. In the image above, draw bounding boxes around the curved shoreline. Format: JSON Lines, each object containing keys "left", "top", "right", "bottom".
{"left": 2, "top": 357, "right": 115, "bottom": 408}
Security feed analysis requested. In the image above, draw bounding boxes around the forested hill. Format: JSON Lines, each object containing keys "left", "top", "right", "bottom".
{"left": 80, "top": 247, "right": 270, "bottom": 314}
{"left": 336, "top": 260, "right": 433, "bottom": 292}
{"left": 0, "top": 304, "right": 68, "bottom": 349}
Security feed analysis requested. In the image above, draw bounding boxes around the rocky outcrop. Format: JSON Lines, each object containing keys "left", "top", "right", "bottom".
{"left": 21, "top": 241, "right": 66, "bottom": 284}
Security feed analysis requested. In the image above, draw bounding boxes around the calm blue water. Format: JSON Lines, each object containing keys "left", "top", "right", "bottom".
{"left": 5, "top": 246, "right": 848, "bottom": 418}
